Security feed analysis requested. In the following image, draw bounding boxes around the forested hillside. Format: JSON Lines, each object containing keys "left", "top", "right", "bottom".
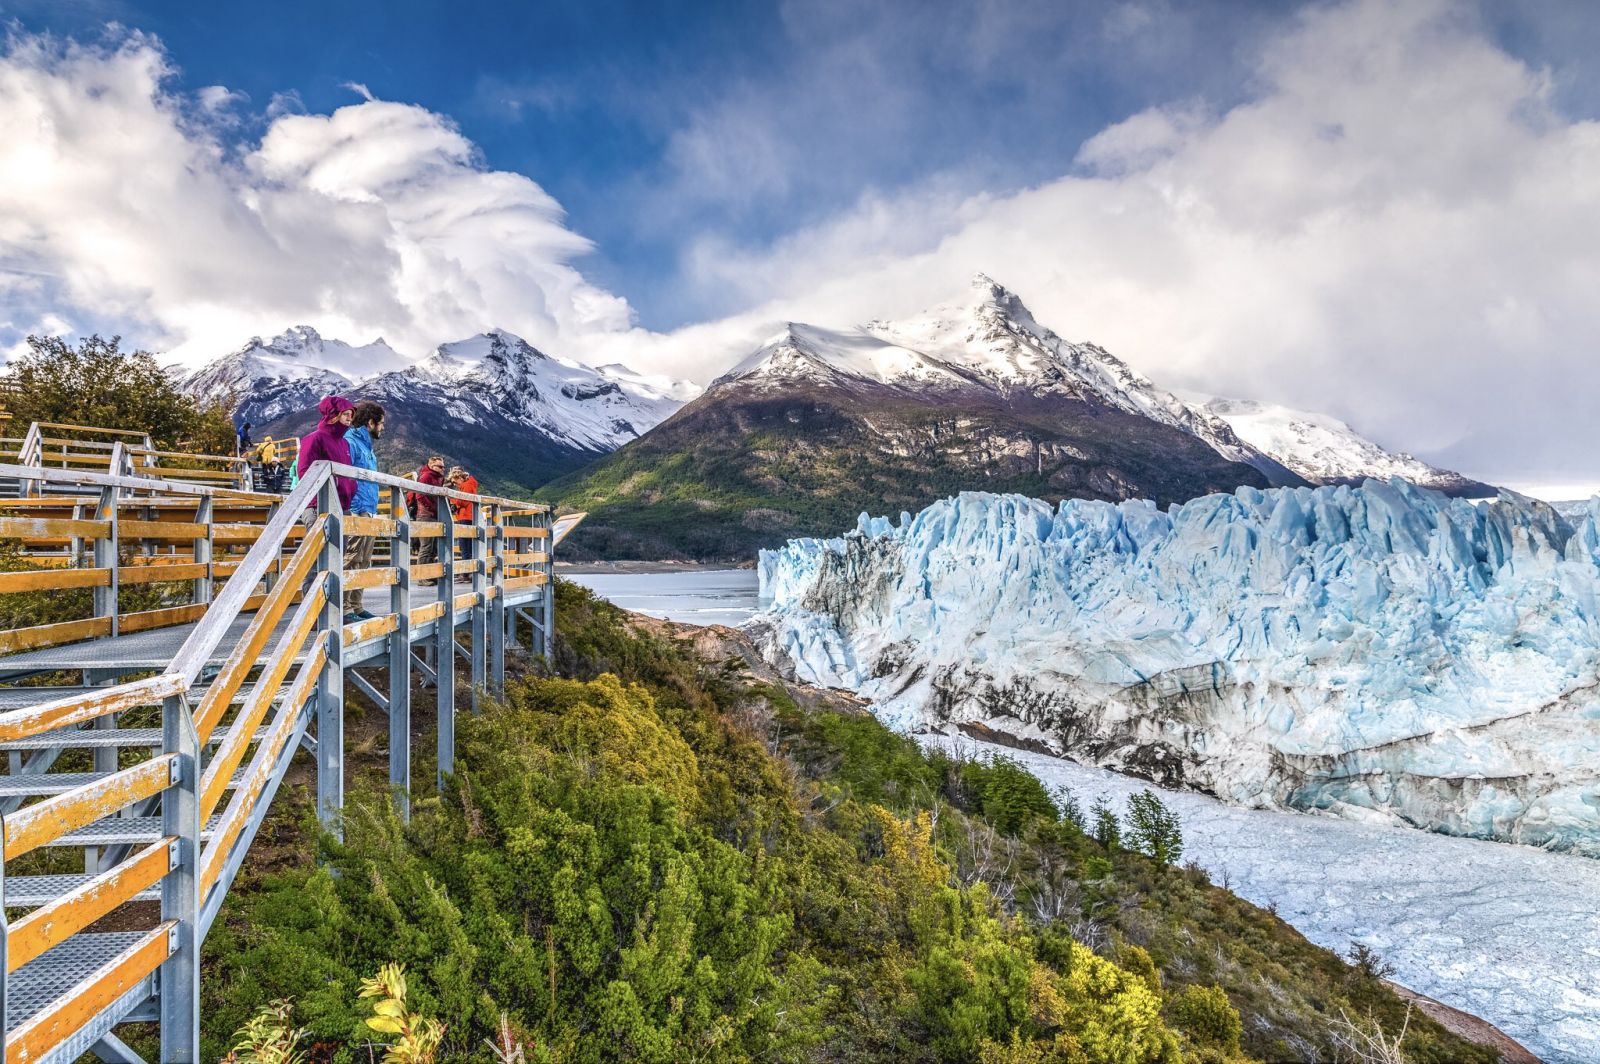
{"left": 196, "top": 585, "right": 1496, "bottom": 1063}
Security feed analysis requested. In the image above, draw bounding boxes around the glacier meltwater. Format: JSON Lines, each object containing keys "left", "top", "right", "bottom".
{"left": 754, "top": 482, "right": 1600, "bottom": 855}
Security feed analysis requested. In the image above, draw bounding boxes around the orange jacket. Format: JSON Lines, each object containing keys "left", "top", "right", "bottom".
{"left": 451, "top": 475, "right": 479, "bottom": 522}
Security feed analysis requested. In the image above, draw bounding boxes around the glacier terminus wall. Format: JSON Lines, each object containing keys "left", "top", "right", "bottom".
{"left": 753, "top": 482, "right": 1600, "bottom": 855}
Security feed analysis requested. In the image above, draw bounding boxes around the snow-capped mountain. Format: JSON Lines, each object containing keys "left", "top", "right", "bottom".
{"left": 755, "top": 485, "right": 1600, "bottom": 856}
{"left": 1193, "top": 395, "right": 1494, "bottom": 496}
{"left": 178, "top": 326, "right": 691, "bottom": 491}
{"left": 178, "top": 326, "right": 408, "bottom": 424}
{"left": 363, "top": 330, "right": 685, "bottom": 453}
{"left": 551, "top": 275, "right": 1283, "bottom": 558}
{"left": 717, "top": 274, "right": 1301, "bottom": 486}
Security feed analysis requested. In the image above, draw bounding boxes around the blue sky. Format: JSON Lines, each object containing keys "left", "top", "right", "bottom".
{"left": 3, "top": 0, "right": 1600, "bottom": 493}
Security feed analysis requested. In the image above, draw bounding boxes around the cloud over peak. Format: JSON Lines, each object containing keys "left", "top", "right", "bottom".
{"left": 0, "top": 29, "right": 631, "bottom": 367}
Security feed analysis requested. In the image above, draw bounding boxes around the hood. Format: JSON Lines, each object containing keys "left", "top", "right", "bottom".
{"left": 318, "top": 395, "right": 355, "bottom": 425}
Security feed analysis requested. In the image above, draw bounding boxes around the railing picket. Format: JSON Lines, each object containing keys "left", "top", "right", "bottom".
{"left": 437, "top": 500, "right": 456, "bottom": 787}
{"left": 489, "top": 502, "right": 506, "bottom": 696}
{"left": 315, "top": 477, "right": 345, "bottom": 837}
{"left": 389, "top": 486, "right": 413, "bottom": 820}
{"left": 470, "top": 502, "right": 487, "bottom": 713}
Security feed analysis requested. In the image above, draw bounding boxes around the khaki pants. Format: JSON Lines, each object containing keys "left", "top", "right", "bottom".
{"left": 343, "top": 534, "right": 374, "bottom": 613}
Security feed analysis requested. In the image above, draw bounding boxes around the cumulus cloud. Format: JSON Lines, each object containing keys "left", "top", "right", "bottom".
{"left": 638, "top": 0, "right": 1600, "bottom": 493}
{"left": 0, "top": 29, "right": 633, "bottom": 367}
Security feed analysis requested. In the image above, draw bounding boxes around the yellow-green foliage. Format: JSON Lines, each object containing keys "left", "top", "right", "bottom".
{"left": 1167, "top": 985, "right": 1246, "bottom": 1063}
{"left": 360, "top": 963, "right": 447, "bottom": 1064}
{"left": 222, "top": 999, "right": 307, "bottom": 1064}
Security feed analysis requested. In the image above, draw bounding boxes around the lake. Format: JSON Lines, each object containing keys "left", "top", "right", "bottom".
{"left": 561, "top": 568, "right": 762, "bottom": 627}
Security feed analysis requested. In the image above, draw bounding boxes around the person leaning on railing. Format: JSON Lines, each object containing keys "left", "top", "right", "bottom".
{"left": 342, "top": 400, "right": 386, "bottom": 623}
{"left": 407, "top": 454, "right": 446, "bottom": 586}
{"left": 447, "top": 465, "right": 480, "bottom": 584}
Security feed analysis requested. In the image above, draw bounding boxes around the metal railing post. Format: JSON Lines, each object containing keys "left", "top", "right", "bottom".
{"left": 470, "top": 502, "right": 487, "bottom": 713}
{"left": 315, "top": 476, "right": 345, "bottom": 836}
{"left": 193, "top": 496, "right": 214, "bottom": 606}
{"left": 93, "top": 482, "right": 119, "bottom": 636}
{"left": 542, "top": 509, "right": 555, "bottom": 660}
{"left": 388, "top": 486, "right": 412, "bottom": 820}
{"left": 160, "top": 693, "right": 201, "bottom": 1062}
{"left": 1, "top": 816, "right": 9, "bottom": 1063}
{"left": 488, "top": 502, "right": 506, "bottom": 697}
{"left": 436, "top": 501, "right": 456, "bottom": 788}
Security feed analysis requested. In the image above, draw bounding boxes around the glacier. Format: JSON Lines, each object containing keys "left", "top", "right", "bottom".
{"left": 753, "top": 482, "right": 1600, "bottom": 855}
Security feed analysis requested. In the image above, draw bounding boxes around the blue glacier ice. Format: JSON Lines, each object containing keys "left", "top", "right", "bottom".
{"left": 754, "top": 482, "right": 1600, "bottom": 854}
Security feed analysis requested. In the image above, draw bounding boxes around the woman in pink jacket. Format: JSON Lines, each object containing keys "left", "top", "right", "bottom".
{"left": 296, "top": 395, "right": 358, "bottom": 511}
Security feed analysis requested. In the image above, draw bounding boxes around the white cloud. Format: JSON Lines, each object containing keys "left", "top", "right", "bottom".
{"left": 4, "top": 2, "right": 1598, "bottom": 489}
{"left": 0, "top": 29, "right": 634, "bottom": 369}
{"left": 641, "top": 0, "right": 1600, "bottom": 488}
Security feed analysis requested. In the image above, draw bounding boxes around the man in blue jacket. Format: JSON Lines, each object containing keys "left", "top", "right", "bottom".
{"left": 343, "top": 400, "right": 386, "bottom": 623}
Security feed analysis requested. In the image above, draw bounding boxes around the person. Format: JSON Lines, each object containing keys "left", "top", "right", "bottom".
{"left": 341, "top": 401, "right": 385, "bottom": 622}
{"left": 408, "top": 455, "right": 446, "bottom": 582}
{"left": 297, "top": 396, "right": 357, "bottom": 514}
{"left": 447, "top": 466, "right": 480, "bottom": 582}
{"left": 236, "top": 421, "right": 253, "bottom": 455}
{"left": 259, "top": 435, "right": 286, "bottom": 492}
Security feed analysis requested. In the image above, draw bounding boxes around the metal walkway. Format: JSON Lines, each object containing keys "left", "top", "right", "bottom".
{"left": 0, "top": 454, "right": 578, "bottom": 1062}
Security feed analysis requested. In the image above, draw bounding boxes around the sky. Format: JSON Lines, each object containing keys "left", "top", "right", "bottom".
{"left": 1, "top": 0, "right": 1598, "bottom": 497}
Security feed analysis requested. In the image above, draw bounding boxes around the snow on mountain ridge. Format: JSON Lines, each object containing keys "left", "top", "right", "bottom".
{"left": 180, "top": 325, "right": 688, "bottom": 452}
{"left": 755, "top": 484, "right": 1600, "bottom": 856}
{"left": 715, "top": 274, "right": 1293, "bottom": 483}
{"left": 1195, "top": 395, "right": 1490, "bottom": 493}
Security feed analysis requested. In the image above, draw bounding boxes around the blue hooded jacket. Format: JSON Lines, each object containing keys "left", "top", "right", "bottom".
{"left": 346, "top": 425, "right": 380, "bottom": 516}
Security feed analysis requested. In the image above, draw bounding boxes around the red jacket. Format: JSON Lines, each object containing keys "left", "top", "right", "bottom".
{"left": 408, "top": 465, "right": 444, "bottom": 520}
{"left": 451, "top": 475, "right": 479, "bottom": 522}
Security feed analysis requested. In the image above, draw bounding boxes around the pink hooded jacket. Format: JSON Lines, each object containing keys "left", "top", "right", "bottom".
{"left": 297, "top": 395, "right": 357, "bottom": 511}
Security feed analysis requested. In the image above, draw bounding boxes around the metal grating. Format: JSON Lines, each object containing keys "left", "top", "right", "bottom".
{"left": 2, "top": 872, "right": 160, "bottom": 908}
{"left": 4, "top": 931, "right": 152, "bottom": 1027}
{"left": 47, "top": 814, "right": 218, "bottom": 848}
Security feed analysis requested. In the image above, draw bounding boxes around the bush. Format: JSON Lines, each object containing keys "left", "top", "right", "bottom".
{"left": 5, "top": 334, "right": 234, "bottom": 452}
{"left": 1169, "top": 985, "right": 1243, "bottom": 1054}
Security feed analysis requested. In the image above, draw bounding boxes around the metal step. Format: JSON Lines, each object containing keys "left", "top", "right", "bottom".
{"left": 0, "top": 725, "right": 270, "bottom": 752}
{"left": 0, "top": 769, "right": 245, "bottom": 799}
{"left": 2, "top": 872, "right": 161, "bottom": 908}
{"left": 4, "top": 930, "right": 156, "bottom": 1030}
{"left": 44, "top": 815, "right": 219, "bottom": 848}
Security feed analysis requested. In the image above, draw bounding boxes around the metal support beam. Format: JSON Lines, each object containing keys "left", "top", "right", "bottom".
{"left": 347, "top": 669, "right": 389, "bottom": 714}
{"left": 542, "top": 509, "right": 556, "bottom": 659}
{"left": 487, "top": 502, "right": 506, "bottom": 698}
{"left": 469, "top": 510, "right": 487, "bottom": 714}
{"left": 160, "top": 693, "right": 201, "bottom": 1062}
{"left": 315, "top": 482, "right": 345, "bottom": 836}
{"left": 411, "top": 647, "right": 437, "bottom": 687}
{"left": 436, "top": 502, "right": 456, "bottom": 787}
{"left": 90, "top": 1033, "right": 150, "bottom": 1064}
{"left": 192, "top": 495, "right": 214, "bottom": 605}
{"left": 389, "top": 485, "right": 412, "bottom": 820}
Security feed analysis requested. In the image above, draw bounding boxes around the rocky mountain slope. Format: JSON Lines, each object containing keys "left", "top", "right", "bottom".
{"left": 546, "top": 276, "right": 1286, "bottom": 558}
{"left": 755, "top": 484, "right": 1600, "bottom": 856}
{"left": 177, "top": 327, "right": 684, "bottom": 495}
{"left": 1194, "top": 395, "right": 1496, "bottom": 496}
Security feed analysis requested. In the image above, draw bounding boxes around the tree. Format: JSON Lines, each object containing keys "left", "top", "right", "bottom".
{"left": 1125, "top": 790, "right": 1183, "bottom": 870}
{"left": 1090, "top": 797, "right": 1121, "bottom": 850}
{"left": 6, "top": 334, "right": 234, "bottom": 453}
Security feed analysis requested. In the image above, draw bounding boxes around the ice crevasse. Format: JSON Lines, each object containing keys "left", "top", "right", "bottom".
{"left": 753, "top": 481, "right": 1600, "bottom": 855}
